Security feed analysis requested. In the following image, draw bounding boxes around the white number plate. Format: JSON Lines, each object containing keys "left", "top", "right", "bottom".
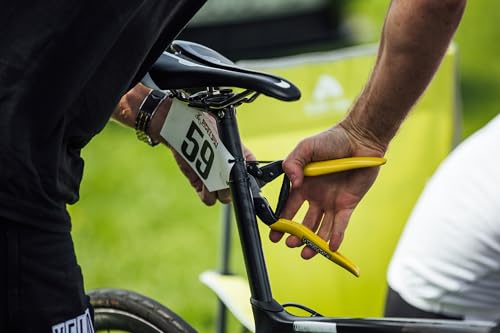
{"left": 160, "top": 99, "right": 234, "bottom": 192}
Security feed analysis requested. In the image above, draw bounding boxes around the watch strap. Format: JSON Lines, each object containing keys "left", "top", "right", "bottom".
{"left": 135, "top": 89, "right": 167, "bottom": 146}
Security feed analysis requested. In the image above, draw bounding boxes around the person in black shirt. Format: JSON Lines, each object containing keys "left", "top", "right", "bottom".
{"left": 0, "top": 1, "right": 239, "bottom": 331}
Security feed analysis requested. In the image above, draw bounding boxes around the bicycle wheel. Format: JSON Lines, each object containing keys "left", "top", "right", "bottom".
{"left": 89, "top": 288, "right": 197, "bottom": 333}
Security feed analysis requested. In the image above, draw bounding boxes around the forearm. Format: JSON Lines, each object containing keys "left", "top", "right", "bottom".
{"left": 342, "top": 0, "right": 466, "bottom": 152}
{"left": 112, "top": 83, "right": 172, "bottom": 144}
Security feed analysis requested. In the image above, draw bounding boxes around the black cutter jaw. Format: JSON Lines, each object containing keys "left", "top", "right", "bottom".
{"left": 247, "top": 161, "right": 291, "bottom": 225}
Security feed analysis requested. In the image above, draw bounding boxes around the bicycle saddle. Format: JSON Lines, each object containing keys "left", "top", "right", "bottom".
{"left": 170, "top": 40, "right": 235, "bottom": 67}
{"left": 148, "top": 41, "right": 301, "bottom": 102}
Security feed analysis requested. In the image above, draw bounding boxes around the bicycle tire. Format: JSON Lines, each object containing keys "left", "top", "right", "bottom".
{"left": 89, "top": 288, "right": 197, "bottom": 333}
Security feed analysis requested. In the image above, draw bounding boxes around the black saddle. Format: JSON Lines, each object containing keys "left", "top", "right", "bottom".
{"left": 147, "top": 40, "right": 301, "bottom": 102}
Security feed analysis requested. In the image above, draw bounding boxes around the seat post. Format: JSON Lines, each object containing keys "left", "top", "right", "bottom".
{"left": 216, "top": 105, "right": 274, "bottom": 303}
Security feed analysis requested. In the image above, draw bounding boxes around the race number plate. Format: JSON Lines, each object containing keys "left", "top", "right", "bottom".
{"left": 160, "top": 99, "right": 234, "bottom": 192}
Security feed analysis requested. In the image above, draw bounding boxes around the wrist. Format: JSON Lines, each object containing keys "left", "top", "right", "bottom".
{"left": 113, "top": 84, "right": 173, "bottom": 147}
{"left": 113, "top": 84, "right": 150, "bottom": 126}
{"left": 338, "top": 115, "right": 388, "bottom": 157}
{"left": 135, "top": 89, "right": 169, "bottom": 146}
{"left": 148, "top": 95, "right": 172, "bottom": 145}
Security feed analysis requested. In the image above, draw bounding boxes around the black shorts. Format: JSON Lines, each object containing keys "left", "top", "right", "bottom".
{"left": 384, "top": 286, "right": 462, "bottom": 320}
{"left": 0, "top": 222, "right": 94, "bottom": 332}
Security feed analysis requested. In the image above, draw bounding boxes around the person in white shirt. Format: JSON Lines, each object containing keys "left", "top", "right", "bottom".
{"left": 385, "top": 114, "right": 500, "bottom": 321}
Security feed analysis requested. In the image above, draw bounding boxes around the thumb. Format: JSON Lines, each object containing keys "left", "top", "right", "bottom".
{"left": 282, "top": 153, "right": 307, "bottom": 188}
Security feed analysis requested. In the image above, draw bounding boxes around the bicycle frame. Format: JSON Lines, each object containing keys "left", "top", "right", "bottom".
{"left": 213, "top": 100, "right": 497, "bottom": 333}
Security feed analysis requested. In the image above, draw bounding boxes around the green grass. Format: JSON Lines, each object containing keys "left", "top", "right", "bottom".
{"left": 72, "top": 3, "right": 499, "bottom": 332}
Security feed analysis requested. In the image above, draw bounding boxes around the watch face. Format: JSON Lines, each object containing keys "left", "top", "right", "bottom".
{"left": 151, "top": 90, "right": 166, "bottom": 100}
{"left": 141, "top": 90, "right": 166, "bottom": 114}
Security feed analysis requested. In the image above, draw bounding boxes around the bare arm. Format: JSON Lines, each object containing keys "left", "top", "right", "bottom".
{"left": 343, "top": 0, "right": 467, "bottom": 150}
{"left": 274, "top": 0, "right": 466, "bottom": 258}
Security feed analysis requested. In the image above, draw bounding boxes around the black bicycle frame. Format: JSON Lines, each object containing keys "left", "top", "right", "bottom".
{"left": 216, "top": 104, "right": 294, "bottom": 333}
{"left": 217, "top": 105, "right": 273, "bottom": 303}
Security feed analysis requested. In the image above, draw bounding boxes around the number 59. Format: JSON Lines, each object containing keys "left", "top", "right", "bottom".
{"left": 180, "top": 122, "right": 215, "bottom": 180}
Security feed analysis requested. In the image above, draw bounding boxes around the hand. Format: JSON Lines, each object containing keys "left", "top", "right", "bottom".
{"left": 169, "top": 145, "right": 255, "bottom": 206}
{"left": 269, "top": 122, "right": 385, "bottom": 258}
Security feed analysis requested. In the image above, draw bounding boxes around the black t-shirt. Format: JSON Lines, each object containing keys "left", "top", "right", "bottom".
{"left": 0, "top": 0, "right": 206, "bottom": 232}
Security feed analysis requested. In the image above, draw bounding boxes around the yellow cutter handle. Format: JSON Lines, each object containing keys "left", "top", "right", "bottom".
{"left": 266, "top": 157, "right": 386, "bottom": 276}
{"left": 270, "top": 218, "right": 360, "bottom": 277}
{"left": 303, "top": 157, "right": 386, "bottom": 176}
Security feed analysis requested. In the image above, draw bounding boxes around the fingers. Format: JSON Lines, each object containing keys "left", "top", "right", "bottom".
{"left": 171, "top": 149, "right": 232, "bottom": 205}
{"left": 317, "top": 210, "right": 335, "bottom": 242}
{"left": 198, "top": 186, "right": 217, "bottom": 206}
{"left": 282, "top": 158, "right": 305, "bottom": 188}
{"left": 172, "top": 151, "right": 203, "bottom": 192}
{"left": 269, "top": 230, "right": 284, "bottom": 243}
{"left": 298, "top": 208, "right": 353, "bottom": 258}
{"left": 216, "top": 188, "right": 232, "bottom": 204}
{"left": 285, "top": 205, "right": 322, "bottom": 248}
{"left": 243, "top": 144, "right": 256, "bottom": 162}
{"left": 279, "top": 189, "right": 304, "bottom": 223}
{"left": 329, "top": 208, "right": 353, "bottom": 252}
{"left": 171, "top": 141, "right": 237, "bottom": 204}
{"left": 282, "top": 140, "right": 312, "bottom": 188}
{"left": 300, "top": 210, "right": 334, "bottom": 259}
{"left": 269, "top": 189, "right": 304, "bottom": 243}
{"left": 280, "top": 207, "right": 353, "bottom": 260}
{"left": 197, "top": 186, "right": 232, "bottom": 206}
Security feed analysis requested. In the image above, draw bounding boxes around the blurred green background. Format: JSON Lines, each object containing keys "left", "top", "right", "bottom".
{"left": 71, "top": 2, "right": 499, "bottom": 332}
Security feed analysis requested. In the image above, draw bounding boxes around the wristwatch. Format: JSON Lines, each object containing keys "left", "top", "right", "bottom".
{"left": 135, "top": 89, "right": 167, "bottom": 146}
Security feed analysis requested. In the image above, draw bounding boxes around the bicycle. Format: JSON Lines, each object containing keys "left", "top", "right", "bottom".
{"left": 88, "top": 40, "right": 498, "bottom": 333}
